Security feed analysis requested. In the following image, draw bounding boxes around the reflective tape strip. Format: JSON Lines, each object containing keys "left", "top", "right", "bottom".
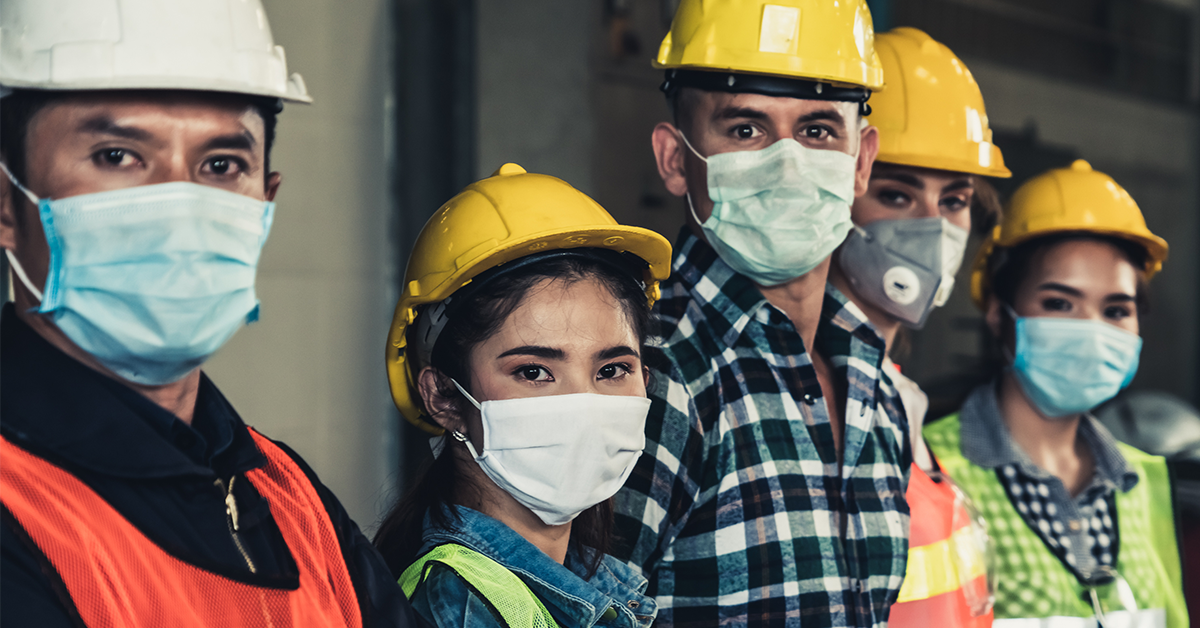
{"left": 993, "top": 608, "right": 1166, "bottom": 628}
{"left": 897, "top": 525, "right": 987, "bottom": 602}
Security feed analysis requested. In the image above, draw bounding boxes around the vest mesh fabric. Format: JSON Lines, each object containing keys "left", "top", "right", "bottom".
{"left": 400, "top": 543, "right": 561, "bottom": 628}
{"left": 0, "top": 430, "right": 362, "bottom": 628}
{"left": 925, "top": 414, "right": 1187, "bottom": 628}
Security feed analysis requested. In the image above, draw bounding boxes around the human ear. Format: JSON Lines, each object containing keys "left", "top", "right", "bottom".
{"left": 984, "top": 296, "right": 1004, "bottom": 339}
{"left": 265, "top": 172, "right": 282, "bottom": 202}
{"left": 0, "top": 169, "right": 16, "bottom": 251}
{"left": 651, "top": 122, "right": 689, "bottom": 197}
{"left": 417, "top": 367, "right": 467, "bottom": 434}
{"left": 854, "top": 125, "right": 880, "bottom": 198}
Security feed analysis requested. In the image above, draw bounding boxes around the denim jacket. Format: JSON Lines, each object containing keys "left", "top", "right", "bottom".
{"left": 407, "top": 505, "right": 656, "bottom": 628}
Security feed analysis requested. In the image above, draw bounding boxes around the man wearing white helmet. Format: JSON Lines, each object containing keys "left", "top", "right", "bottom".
{"left": 0, "top": 2, "right": 415, "bottom": 626}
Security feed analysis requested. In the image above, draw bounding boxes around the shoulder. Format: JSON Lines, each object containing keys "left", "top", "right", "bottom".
{"left": 409, "top": 562, "right": 506, "bottom": 628}
{"left": 254, "top": 431, "right": 418, "bottom": 628}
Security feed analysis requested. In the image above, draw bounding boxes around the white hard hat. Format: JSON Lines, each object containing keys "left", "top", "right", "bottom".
{"left": 0, "top": 0, "right": 311, "bottom": 103}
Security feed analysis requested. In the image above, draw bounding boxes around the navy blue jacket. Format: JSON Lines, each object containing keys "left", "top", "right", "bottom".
{"left": 0, "top": 304, "right": 415, "bottom": 627}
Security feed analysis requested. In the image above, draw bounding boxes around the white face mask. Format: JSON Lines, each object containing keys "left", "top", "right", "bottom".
{"left": 446, "top": 380, "right": 650, "bottom": 526}
{"left": 837, "top": 216, "right": 969, "bottom": 328}
{"left": 681, "top": 133, "right": 858, "bottom": 286}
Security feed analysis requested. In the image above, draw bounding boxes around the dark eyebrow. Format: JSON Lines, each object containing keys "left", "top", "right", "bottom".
{"left": 870, "top": 171, "right": 924, "bottom": 189}
{"left": 596, "top": 346, "right": 640, "bottom": 361}
{"left": 200, "top": 131, "right": 257, "bottom": 153}
{"left": 1036, "top": 282, "right": 1084, "bottom": 298}
{"left": 77, "top": 116, "right": 153, "bottom": 142}
{"left": 795, "top": 109, "right": 847, "bottom": 127}
{"left": 1104, "top": 293, "right": 1137, "bottom": 303}
{"left": 497, "top": 345, "right": 565, "bottom": 360}
{"left": 714, "top": 106, "right": 771, "bottom": 122}
{"left": 941, "top": 178, "right": 974, "bottom": 193}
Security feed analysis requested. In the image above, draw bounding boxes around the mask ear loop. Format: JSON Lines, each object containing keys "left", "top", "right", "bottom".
{"left": 0, "top": 162, "right": 45, "bottom": 303}
{"left": 675, "top": 130, "right": 712, "bottom": 230}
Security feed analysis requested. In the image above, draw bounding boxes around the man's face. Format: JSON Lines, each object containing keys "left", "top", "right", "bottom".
{"left": 0, "top": 90, "right": 280, "bottom": 307}
{"left": 651, "top": 88, "right": 879, "bottom": 226}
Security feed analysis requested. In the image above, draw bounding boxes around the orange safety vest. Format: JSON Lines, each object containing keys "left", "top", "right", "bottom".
{"left": 889, "top": 461, "right": 993, "bottom": 628}
{"left": 0, "top": 429, "right": 362, "bottom": 628}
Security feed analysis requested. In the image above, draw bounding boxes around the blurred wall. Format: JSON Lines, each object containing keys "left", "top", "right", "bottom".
{"left": 204, "top": 0, "right": 400, "bottom": 530}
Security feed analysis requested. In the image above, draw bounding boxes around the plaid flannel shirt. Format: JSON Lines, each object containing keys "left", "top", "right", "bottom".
{"left": 613, "top": 231, "right": 911, "bottom": 628}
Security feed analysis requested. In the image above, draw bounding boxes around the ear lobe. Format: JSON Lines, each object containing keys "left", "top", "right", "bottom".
{"left": 265, "top": 172, "right": 282, "bottom": 202}
{"left": 417, "top": 367, "right": 467, "bottom": 434}
{"left": 854, "top": 125, "right": 879, "bottom": 198}
{"left": 651, "top": 122, "right": 689, "bottom": 198}
{"left": 0, "top": 171, "right": 18, "bottom": 251}
{"left": 984, "top": 296, "right": 1003, "bottom": 339}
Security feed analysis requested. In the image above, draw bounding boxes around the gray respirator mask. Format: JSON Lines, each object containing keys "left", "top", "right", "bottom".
{"left": 837, "top": 217, "right": 970, "bottom": 329}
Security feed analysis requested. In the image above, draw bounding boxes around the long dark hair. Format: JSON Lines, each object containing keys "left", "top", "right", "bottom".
{"left": 373, "top": 251, "right": 653, "bottom": 578}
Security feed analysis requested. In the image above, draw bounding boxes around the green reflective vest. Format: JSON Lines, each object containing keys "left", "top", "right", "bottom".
{"left": 925, "top": 414, "right": 1188, "bottom": 628}
{"left": 400, "top": 544, "right": 562, "bottom": 628}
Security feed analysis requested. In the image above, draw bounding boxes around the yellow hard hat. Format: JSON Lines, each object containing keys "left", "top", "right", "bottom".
{"left": 655, "top": 0, "right": 884, "bottom": 99}
{"left": 970, "top": 160, "right": 1168, "bottom": 308}
{"left": 868, "top": 28, "right": 1010, "bottom": 178}
{"left": 386, "top": 163, "right": 673, "bottom": 433}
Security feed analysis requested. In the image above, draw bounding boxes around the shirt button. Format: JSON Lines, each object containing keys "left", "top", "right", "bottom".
{"left": 803, "top": 394, "right": 815, "bottom": 405}
{"left": 1069, "top": 520, "right": 1081, "bottom": 531}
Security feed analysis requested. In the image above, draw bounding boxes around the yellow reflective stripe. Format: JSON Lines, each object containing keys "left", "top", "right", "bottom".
{"left": 897, "top": 525, "right": 988, "bottom": 603}
{"left": 399, "top": 544, "right": 561, "bottom": 628}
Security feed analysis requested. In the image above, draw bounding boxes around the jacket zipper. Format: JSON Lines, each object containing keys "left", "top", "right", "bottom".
{"left": 217, "top": 476, "right": 258, "bottom": 574}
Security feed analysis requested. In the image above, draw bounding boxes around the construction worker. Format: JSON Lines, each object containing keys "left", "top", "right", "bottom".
{"left": 0, "top": 1, "right": 414, "bottom": 625}
{"left": 611, "top": 2, "right": 913, "bottom": 626}
{"left": 924, "top": 161, "right": 1188, "bottom": 627}
{"left": 375, "top": 163, "right": 671, "bottom": 627}
{"left": 827, "top": 28, "right": 1009, "bottom": 627}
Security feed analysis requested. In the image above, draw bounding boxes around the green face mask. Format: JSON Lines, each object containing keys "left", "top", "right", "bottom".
{"left": 682, "top": 134, "right": 858, "bottom": 286}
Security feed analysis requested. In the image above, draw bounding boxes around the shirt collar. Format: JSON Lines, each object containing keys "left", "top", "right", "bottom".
{"left": 1, "top": 304, "right": 260, "bottom": 479}
{"left": 959, "top": 381, "right": 1139, "bottom": 492}
{"left": 421, "top": 505, "right": 655, "bottom": 628}
{"left": 669, "top": 229, "right": 771, "bottom": 349}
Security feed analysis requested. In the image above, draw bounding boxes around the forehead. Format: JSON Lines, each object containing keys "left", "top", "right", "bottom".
{"left": 494, "top": 278, "right": 635, "bottom": 344}
{"left": 691, "top": 89, "right": 858, "bottom": 125}
{"left": 27, "top": 90, "right": 265, "bottom": 142}
{"left": 1024, "top": 239, "right": 1139, "bottom": 291}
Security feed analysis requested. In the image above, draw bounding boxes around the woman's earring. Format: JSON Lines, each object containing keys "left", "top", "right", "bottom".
{"left": 451, "top": 431, "right": 468, "bottom": 442}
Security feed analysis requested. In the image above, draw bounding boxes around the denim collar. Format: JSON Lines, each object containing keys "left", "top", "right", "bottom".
{"left": 959, "top": 381, "right": 1139, "bottom": 492}
{"left": 420, "top": 505, "right": 656, "bottom": 628}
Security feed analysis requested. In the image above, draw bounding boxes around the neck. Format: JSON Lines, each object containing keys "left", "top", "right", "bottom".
{"left": 15, "top": 303, "right": 201, "bottom": 424}
{"left": 756, "top": 258, "right": 833, "bottom": 353}
{"left": 827, "top": 255, "right": 901, "bottom": 352}
{"left": 996, "top": 372, "right": 1092, "bottom": 492}
{"left": 457, "top": 452, "right": 573, "bottom": 564}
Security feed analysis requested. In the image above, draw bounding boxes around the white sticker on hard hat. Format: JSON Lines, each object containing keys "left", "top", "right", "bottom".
{"left": 883, "top": 266, "right": 921, "bottom": 305}
{"left": 759, "top": 5, "right": 800, "bottom": 54}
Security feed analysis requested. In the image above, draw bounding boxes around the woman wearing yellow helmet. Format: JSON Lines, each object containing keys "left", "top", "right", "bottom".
{"left": 372, "top": 164, "right": 670, "bottom": 628}
{"left": 825, "top": 28, "right": 1007, "bottom": 627}
{"left": 924, "top": 160, "right": 1187, "bottom": 627}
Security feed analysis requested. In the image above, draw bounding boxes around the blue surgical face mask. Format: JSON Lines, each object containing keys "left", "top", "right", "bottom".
{"left": 2, "top": 163, "right": 274, "bottom": 385}
{"left": 680, "top": 133, "right": 858, "bottom": 286}
{"left": 1007, "top": 308, "right": 1142, "bottom": 418}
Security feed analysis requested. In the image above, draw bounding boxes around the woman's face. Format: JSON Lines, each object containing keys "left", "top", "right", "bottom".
{"left": 1003, "top": 239, "right": 1141, "bottom": 336}
{"left": 852, "top": 163, "right": 974, "bottom": 231}
{"left": 452, "top": 276, "right": 647, "bottom": 450}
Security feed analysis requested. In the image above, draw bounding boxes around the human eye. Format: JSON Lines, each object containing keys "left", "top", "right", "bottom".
{"left": 801, "top": 124, "right": 835, "bottom": 141}
{"left": 941, "top": 194, "right": 971, "bottom": 212}
{"left": 202, "top": 155, "right": 250, "bottom": 177}
{"left": 512, "top": 364, "right": 553, "bottom": 383}
{"left": 1040, "top": 297, "right": 1072, "bottom": 313}
{"left": 730, "top": 123, "right": 762, "bottom": 140}
{"left": 91, "top": 148, "right": 143, "bottom": 169}
{"left": 597, "top": 362, "right": 634, "bottom": 381}
{"left": 1104, "top": 304, "right": 1134, "bottom": 321}
{"left": 877, "top": 188, "right": 912, "bottom": 209}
